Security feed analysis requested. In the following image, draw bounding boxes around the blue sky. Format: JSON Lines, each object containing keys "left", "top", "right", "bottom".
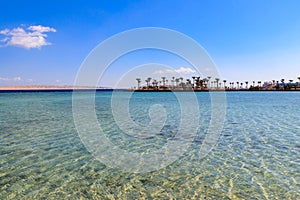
{"left": 1, "top": 0, "right": 300, "bottom": 87}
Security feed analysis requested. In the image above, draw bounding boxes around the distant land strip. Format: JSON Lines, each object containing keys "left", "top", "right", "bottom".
{"left": 0, "top": 85, "right": 115, "bottom": 92}
{"left": 1, "top": 85, "right": 300, "bottom": 93}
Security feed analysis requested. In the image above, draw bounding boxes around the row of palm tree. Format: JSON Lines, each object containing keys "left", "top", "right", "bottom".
{"left": 227, "top": 81, "right": 262, "bottom": 89}
{"left": 135, "top": 76, "right": 300, "bottom": 91}
{"left": 137, "top": 77, "right": 193, "bottom": 90}
{"left": 136, "top": 76, "right": 215, "bottom": 90}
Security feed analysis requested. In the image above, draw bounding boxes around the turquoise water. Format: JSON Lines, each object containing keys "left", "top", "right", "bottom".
{"left": 0, "top": 91, "right": 299, "bottom": 199}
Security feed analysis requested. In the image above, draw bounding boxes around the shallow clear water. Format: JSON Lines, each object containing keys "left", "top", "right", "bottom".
{"left": 0, "top": 91, "right": 299, "bottom": 199}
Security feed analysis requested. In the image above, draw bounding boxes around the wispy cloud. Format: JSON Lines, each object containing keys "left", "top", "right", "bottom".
{"left": 0, "top": 76, "right": 22, "bottom": 82}
{"left": 0, "top": 25, "right": 56, "bottom": 49}
{"left": 13, "top": 77, "right": 22, "bottom": 81}
{"left": 154, "top": 67, "right": 196, "bottom": 75}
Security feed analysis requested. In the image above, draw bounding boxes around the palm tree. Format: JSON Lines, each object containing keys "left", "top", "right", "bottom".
{"left": 215, "top": 78, "right": 220, "bottom": 88}
{"left": 175, "top": 78, "right": 180, "bottom": 88}
{"left": 223, "top": 80, "right": 227, "bottom": 89}
{"left": 240, "top": 82, "right": 243, "bottom": 88}
{"left": 136, "top": 78, "right": 141, "bottom": 89}
{"left": 203, "top": 78, "right": 208, "bottom": 88}
{"left": 298, "top": 77, "right": 300, "bottom": 87}
{"left": 253, "top": 81, "right": 255, "bottom": 87}
{"left": 172, "top": 76, "right": 175, "bottom": 88}
{"left": 275, "top": 81, "right": 280, "bottom": 90}
{"left": 192, "top": 76, "right": 195, "bottom": 88}
{"left": 186, "top": 79, "right": 191, "bottom": 89}
{"left": 161, "top": 77, "right": 166, "bottom": 87}
{"left": 207, "top": 76, "right": 211, "bottom": 88}
{"left": 145, "top": 79, "right": 149, "bottom": 89}
{"left": 272, "top": 80, "right": 275, "bottom": 89}
{"left": 195, "top": 77, "right": 200, "bottom": 89}
{"left": 289, "top": 80, "right": 293, "bottom": 90}
{"left": 258, "top": 81, "right": 261, "bottom": 88}
{"left": 236, "top": 82, "right": 239, "bottom": 89}
{"left": 152, "top": 80, "right": 157, "bottom": 89}
{"left": 245, "top": 81, "right": 248, "bottom": 89}
{"left": 146, "top": 77, "right": 152, "bottom": 89}
{"left": 281, "top": 79, "right": 285, "bottom": 89}
{"left": 179, "top": 77, "right": 184, "bottom": 87}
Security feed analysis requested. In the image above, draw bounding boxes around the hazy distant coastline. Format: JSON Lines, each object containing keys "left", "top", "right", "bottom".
{"left": 0, "top": 85, "right": 113, "bottom": 92}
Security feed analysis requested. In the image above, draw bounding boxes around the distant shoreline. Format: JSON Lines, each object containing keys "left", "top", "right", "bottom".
{"left": 0, "top": 86, "right": 115, "bottom": 92}
{"left": 0, "top": 86, "right": 300, "bottom": 93}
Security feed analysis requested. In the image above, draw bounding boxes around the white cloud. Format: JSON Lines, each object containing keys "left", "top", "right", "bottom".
{"left": 28, "top": 25, "right": 56, "bottom": 33}
{"left": 0, "top": 76, "right": 22, "bottom": 82}
{"left": 0, "top": 37, "right": 9, "bottom": 42}
{"left": 0, "top": 29, "right": 9, "bottom": 35}
{"left": 0, "top": 25, "right": 56, "bottom": 49}
{"left": 0, "top": 77, "right": 10, "bottom": 81}
{"left": 175, "top": 67, "right": 196, "bottom": 73}
{"left": 154, "top": 67, "right": 196, "bottom": 75}
{"left": 13, "top": 77, "right": 22, "bottom": 81}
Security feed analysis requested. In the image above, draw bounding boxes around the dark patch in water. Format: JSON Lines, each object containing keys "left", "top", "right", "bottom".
{"left": 194, "top": 135, "right": 204, "bottom": 143}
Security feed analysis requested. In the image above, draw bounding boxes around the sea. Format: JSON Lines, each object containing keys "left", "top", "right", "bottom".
{"left": 0, "top": 91, "right": 299, "bottom": 199}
